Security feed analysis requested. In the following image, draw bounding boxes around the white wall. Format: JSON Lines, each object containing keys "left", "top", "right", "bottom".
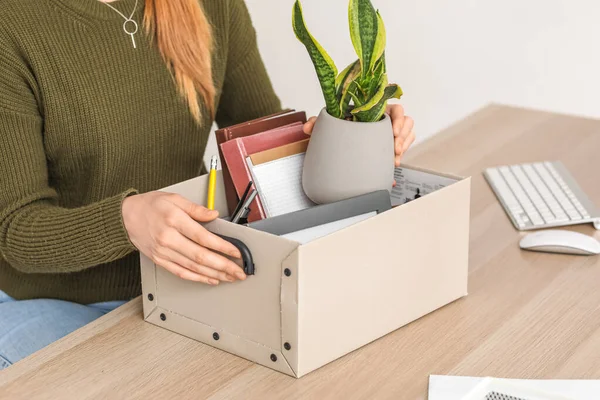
{"left": 207, "top": 0, "right": 600, "bottom": 163}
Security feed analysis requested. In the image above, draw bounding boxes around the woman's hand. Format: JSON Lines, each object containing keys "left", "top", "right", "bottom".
{"left": 303, "top": 104, "right": 416, "bottom": 167}
{"left": 122, "top": 192, "right": 246, "bottom": 285}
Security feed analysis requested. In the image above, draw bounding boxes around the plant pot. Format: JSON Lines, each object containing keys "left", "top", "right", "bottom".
{"left": 302, "top": 108, "right": 394, "bottom": 204}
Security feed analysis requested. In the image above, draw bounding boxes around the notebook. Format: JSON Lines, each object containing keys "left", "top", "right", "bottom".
{"left": 219, "top": 122, "right": 309, "bottom": 222}
{"left": 215, "top": 110, "right": 307, "bottom": 214}
{"left": 245, "top": 141, "right": 315, "bottom": 218}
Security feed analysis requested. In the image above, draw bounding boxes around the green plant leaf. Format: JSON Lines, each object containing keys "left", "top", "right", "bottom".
{"left": 352, "top": 74, "right": 388, "bottom": 115}
{"left": 349, "top": 88, "right": 363, "bottom": 110}
{"left": 382, "top": 84, "right": 403, "bottom": 110}
{"left": 354, "top": 80, "right": 369, "bottom": 104}
{"left": 374, "top": 52, "right": 386, "bottom": 76}
{"left": 335, "top": 60, "right": 361, "bottom": 116}
{"left": 335, "top": 59, "right": 360, "bottom": 93}
{"left": 339, "top": 81, "right": 359, "bottom": 118}
{"left": 352, "top": 79, "right": 403, "bottom": 122}
{"left": 366, "top": 55, "right": 386, "bottom": 98}
{"left": 293, "top": 0, "right": 341, "bottom": 118}
{"left": 349, "top": 0, "right": 381, "bottom": 78}
{"left": 370, "top": 12, "right": 387, "bottom": 72}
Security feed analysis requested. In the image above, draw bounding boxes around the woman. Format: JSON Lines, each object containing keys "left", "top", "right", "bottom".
{"left": 0, "top": 0, "right": 415, "bottom": 369}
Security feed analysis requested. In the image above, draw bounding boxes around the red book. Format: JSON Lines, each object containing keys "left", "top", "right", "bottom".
{"left": 220, "top": 122, "right": 309, "bottom": 222}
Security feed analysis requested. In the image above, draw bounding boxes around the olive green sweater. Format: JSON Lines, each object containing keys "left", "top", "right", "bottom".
{"left": 0, "top": 0, "right": 281, "bottom": 303}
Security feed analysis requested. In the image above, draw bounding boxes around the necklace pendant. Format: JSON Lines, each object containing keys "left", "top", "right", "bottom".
{"left": 123, "top": 19, "right": 139, "bottom": 49}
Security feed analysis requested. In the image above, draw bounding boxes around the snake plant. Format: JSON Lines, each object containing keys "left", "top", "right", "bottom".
{"left": 293, "top": 0, "right": 402, "bottom": 122}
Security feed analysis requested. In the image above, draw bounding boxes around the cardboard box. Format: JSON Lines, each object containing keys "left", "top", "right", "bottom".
{"left": 140, "top": 165, "right": 471, "bottom": 378}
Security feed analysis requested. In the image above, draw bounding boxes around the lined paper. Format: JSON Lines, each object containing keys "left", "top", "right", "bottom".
{"left": 246, "top": 153, "right": 315, "bottom": 218}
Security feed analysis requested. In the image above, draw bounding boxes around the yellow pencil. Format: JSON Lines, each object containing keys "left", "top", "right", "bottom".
{"left": 207, "top": 155, "right": 217, "bottom": 210}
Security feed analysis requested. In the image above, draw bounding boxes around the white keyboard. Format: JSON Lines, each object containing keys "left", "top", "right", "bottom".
{"left": 484, "top": 161, "right": 599, "bottom": 231}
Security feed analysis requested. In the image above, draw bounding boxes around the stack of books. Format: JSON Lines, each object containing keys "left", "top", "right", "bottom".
{"left": 216, "top": 110, "right": 314, "bottom": 222}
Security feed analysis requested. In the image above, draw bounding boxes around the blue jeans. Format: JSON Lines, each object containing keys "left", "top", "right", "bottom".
{"left": 0, "top": 290, "right": 126, "bottom": 370}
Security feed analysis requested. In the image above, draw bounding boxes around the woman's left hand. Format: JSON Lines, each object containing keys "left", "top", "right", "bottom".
{"left": 303, "top": 104, "right": 416, "bottom": 167}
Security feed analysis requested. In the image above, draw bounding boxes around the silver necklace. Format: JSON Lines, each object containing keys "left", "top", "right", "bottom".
{"left": 100, "top": 0, "right": 139, "bottom": 49}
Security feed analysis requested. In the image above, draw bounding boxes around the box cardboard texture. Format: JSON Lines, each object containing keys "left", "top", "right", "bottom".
{"left": 140, "top": 166, "right": 471, "bottom": 378}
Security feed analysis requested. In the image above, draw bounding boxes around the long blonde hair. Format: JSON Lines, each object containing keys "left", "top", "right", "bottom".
{"left": 144, "top": 0, "right": 215, "bottom": 123}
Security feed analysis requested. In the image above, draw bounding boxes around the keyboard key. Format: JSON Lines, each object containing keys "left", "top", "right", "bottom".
{"left": 533, "top": 163, "right": 581, "bottom": 219}
{"left": 515, "top": 212, "right": 533, "bottom": 228}
{"left": 487, "top": 169, "right": 524, "bottom": 213}
{"left": 510, "top": 166, "right": 546, "bottom": 221}
{"left": 526, "top": 165, "right": 564, "bottom": 218}
{"left": 531, "top": 216, "right": 545, "bottom": 226}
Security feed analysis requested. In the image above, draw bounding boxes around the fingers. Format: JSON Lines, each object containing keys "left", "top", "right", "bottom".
{"left": 303, "top": 117, "right": 317, "bottom": 135}
{"left": 154, "top": 224, "right": 246, "bottom": 281}
{"left": 173, "top": 233, "right": 246, "bottom": 280}
{"left": 395, "top": 154, "right": 403, "bottom": 168}
{"left": 389, "top": 104, "right": 415, "bottom": 166}
{"left": 157, "top": 246, "right": 237, "bottom": 283}
{"left": 168, "top": 194, "right": 219, "bottom": 223}
{"left": 152, "top": 256, "right": 221, "bottom": 285}
{"left": 387, "top": 104, "right": 405, "bottom": 138}
{"left": 402, "top": 130, "right": 416, "bottom": 154}
{"left": 400, "top": 116, "right": 414, "bottom": 141}
{"left": 395, "top": 136, "right": 404, "bottom": 156}
{"left": 177, "top": 216, "right": 242, "bottom": 259}
{"left": 173, "top": 217, "right": 246, "bottom": 279}
{"left": 165, "top": 194, "right": 242, "bottom": 259}
{"left": 394, "top": 131, "right": 416, "bottom": 167}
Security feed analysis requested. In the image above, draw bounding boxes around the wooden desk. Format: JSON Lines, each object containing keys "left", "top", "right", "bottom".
{"left": 1, "top": 105, "right": 599, "bottom": 399}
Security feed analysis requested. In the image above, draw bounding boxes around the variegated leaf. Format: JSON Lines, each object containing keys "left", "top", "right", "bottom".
{"left": 369, "top": 11, "right": 386, "bottom": 72}
{"left": 349, "top": 0, "right": 380, "bottom": 78}
{"left": 339, "top": 81, "right": 359, "bottom": 118}
{"left": 352, "top": 74, "right": 388, "bottom": 115}
{"left": 335, "top": 60, "right": 361, "bottom": 115}
{"left": 293, "top": 0, "right": 341, "bottom": 117}
{"left": 335, "top": 59, "right": 360, "bottom": 93}
{"left": 366, "top": 54, "right": 386, "bottom": 98}
{"left": 352, "top": 81, "right": 403, "bottom": 122}
{"left": 349, "top": 88, "right": 363, "bottom": 110}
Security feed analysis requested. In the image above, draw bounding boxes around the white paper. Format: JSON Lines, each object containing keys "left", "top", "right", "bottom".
{"left": 281, "top": 212, "right": 376, "bottom": 244}
{"left": 246, "top": 154, "right": 316, "bottom": 218}
{"left": 428, "top": 375, "right": 600, "bottom": 400}
{"left": 392, "top": 167, "right": 458, "bottom": 207}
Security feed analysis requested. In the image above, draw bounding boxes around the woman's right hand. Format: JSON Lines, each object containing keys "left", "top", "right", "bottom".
{"left": 122, "top": 192, "right": 246, "bottom": 285}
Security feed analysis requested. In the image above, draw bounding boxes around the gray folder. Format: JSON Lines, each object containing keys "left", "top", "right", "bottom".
{"left": 247, "top": 190, "right": 391, "bottom": 237}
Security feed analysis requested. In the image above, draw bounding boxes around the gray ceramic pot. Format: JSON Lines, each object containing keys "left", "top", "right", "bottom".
{"left": 302, "top": 108, "right": 394, "bottom": 204}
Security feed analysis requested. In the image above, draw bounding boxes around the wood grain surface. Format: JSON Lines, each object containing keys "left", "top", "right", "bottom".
{"left": 1, "top": 104, "right": 599, "bottom": 399}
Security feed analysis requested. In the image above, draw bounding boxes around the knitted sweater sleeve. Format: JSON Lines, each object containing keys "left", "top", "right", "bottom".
{"left": 215, "top": 0, "right": 283, "bottom": 128}
{"left": 0, "top": 36, "right": 137, "bottom": 274}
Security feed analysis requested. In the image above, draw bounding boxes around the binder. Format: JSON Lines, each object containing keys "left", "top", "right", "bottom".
{"left": 247, "top": 189, "right": 391, "bottom": 237}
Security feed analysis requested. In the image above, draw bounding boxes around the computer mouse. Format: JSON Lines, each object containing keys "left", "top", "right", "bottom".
{"left": 520, "top": 230, "right": 600, "bottom": 256}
